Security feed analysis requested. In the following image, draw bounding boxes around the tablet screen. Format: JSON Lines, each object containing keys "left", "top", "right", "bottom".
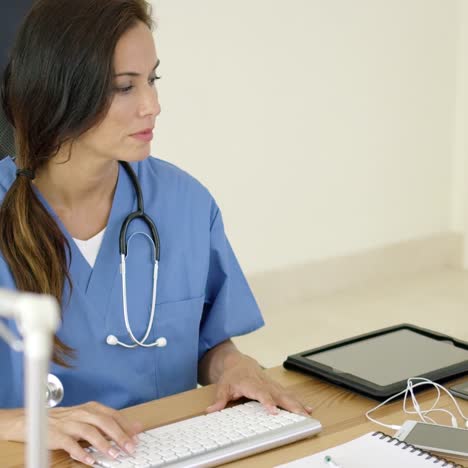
{"left": 305, "top": 329, "right": 468, "bottom": 386}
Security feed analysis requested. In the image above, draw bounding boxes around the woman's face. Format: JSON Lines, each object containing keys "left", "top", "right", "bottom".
{"left": 76, "top": 21, "right": 161, "bottom": 163}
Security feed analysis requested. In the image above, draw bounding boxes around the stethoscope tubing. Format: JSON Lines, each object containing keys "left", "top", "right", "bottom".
{"left": 119, "top": 161, "right": 160, "bottom": 259}
{"left": 107, "top": 161, "right": 165, "bottom": 349}
{"left": 119, "top": 253, "right": 159, "bottom": 348}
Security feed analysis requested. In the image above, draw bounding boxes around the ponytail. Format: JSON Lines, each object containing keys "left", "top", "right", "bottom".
{"left": 0, "top": 174, "right": 74, "bottom": 366}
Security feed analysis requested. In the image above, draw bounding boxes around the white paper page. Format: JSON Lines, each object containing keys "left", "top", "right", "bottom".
{"left": 276, "top": 432, "right": 445, "bottom": 468}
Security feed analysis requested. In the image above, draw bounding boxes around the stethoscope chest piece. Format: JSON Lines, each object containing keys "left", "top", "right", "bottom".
{"left": 46, "top": 374, "right": 64, "bottom": 408}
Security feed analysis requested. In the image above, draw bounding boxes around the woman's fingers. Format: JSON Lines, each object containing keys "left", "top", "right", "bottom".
{"left": 94, "top": 402, "right": 142, "bottom": 439}
{"left": 207, "top": 354, "right": 314, "bottom": 418}
{"left": 223, "top": 380, "right": 279, "bottom": 414}
{"left": 245, "top": 386, "right": 279, "bottom": 414}
{"left": 210, "top": 379, "right": 279, "bottom": 414}
{"left": 55, "top": 433, "right": 96, "bottom": 466}
{"left": 129, "top": 419, "right": 144, "bottom": 436}
{"left": 261, "top": 380, "right": 311, "bottom": 415}
{"left": 211, "top": 378, "right": 312, "bottom": 417}
{"left": 66, "top": 422, "right": 122, "bottom": 460}
{"left": 74, "top": 404, "right": 137, "bottom": 454}
{"left": 47, "top": 401, "right": 143, "bottom": 462}
{"left": 238, "top": 376, "right": 311, "bottom": 416}
{"left": 206, "top": 385, "right": 230, "bottom": 413}
{"left": 270, "top": 388, "right": 309, "bottom": 416}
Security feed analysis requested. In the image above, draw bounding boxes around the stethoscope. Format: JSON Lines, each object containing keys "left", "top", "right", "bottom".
{"left": 105, "top": 161, "right": 167, "bottom": 349}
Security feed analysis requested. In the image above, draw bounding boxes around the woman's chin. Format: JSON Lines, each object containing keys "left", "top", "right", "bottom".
{"left": 119, "top": 150, "right": 152, "bottom": 163}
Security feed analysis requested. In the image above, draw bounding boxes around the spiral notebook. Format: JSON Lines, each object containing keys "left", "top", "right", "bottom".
{"left": 275, "top": 432, "right": 466, "bottom": 468}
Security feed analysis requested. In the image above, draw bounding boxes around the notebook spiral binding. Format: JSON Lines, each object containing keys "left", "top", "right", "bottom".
{"left": 372, "top": 431, "right": 466, "bottom": 468}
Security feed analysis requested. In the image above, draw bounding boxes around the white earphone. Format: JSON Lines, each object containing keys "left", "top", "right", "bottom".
{"left": 366, "top": 377, "right": 468, "bottom": 431}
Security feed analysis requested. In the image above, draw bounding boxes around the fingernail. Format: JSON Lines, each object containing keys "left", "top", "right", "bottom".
{"left": 108, "top": 447, "right": 120, "bottom": 459}
{"left": 270, "top": 406, "right": 279, "bottom": 415}
{"left": 85, "top": 456, "right": 95, "bottom": 465}
{"left": 306, "top": 406, "right": 313, "bottom": 411}
{"left": 133, "top": 435, "right": 139, "bottom": 444}
{"left": 125, "top": 442, "right": 136, "bottom": 453}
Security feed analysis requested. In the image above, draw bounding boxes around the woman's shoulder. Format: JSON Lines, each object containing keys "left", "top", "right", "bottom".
{"left": 141, "top": 156, "right": 204, "bottom": 184}
{"left": 138, "top": 156, "right": 220, "bottom": 223}
{"left": 0, "top": 251, "right": 15, "bottom": 289}
{"left": 139, "top": 156, "right": 215, "bottom": 202}
{"left": 0, "top": 158, "right": 14, "bottom": 283}
{"left": 0, "top": 157, "right": 16, "bottom": 200}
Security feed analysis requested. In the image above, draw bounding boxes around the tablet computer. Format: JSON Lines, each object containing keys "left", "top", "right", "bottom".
{"left": 283, "top": 324, "right": 468, "bottom": 399}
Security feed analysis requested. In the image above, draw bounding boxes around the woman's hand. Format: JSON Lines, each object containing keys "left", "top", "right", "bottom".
{"left": 206, "top": 352, "right": 313, "bottom": 416}
{"left": 6, "top": 401, "right": 142, "bottom": 466}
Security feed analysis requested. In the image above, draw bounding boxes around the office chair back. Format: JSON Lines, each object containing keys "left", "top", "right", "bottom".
{"left": 0, "top": 107, "right": 14, "bottom": 160}
{"left": 0, "top": 1, "right": 34, "bottom": 159}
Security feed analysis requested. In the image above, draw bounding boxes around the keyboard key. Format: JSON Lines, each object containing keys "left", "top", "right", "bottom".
{"left": 145, "top": 459, "right": 164, "bottom": 467}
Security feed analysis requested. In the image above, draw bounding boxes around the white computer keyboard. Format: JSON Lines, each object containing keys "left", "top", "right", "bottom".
{"left": 84, "top": 401, "right": 322, "bottom": 467}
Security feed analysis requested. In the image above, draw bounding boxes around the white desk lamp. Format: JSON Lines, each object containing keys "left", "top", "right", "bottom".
{"left": 0, "top": 289, "right": 60, "bottom": 468}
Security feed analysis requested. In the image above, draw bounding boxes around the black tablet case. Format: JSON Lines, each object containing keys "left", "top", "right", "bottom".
{"left": 283, "top": 324, "right": 468, "bottom": 400}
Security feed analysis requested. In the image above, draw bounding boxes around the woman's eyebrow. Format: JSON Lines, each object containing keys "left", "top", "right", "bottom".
{"left": 114, "top": 59, "right": 160, "bottom": 77}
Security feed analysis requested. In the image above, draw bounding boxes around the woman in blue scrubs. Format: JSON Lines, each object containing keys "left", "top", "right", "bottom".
{"left": 0, "top": 0, "right": 312, "bottom": 465}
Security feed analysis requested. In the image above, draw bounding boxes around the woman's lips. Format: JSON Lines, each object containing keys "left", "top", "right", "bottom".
{"left": 131, "top": 129, "right": 153, "bottom": 142}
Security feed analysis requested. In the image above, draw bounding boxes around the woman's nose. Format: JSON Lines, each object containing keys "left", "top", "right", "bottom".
{"left": 139, "top": 86, "right": 161, "bottom": 118}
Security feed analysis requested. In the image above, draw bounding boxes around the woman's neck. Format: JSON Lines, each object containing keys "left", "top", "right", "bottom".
{"left": 33, "top": 149, "right": 120, "bottom": 240}
{"left": 34, "top": 156, "right": 119, "bottom": 208}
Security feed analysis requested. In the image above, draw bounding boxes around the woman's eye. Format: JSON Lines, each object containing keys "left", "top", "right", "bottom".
{"left": 149, "top": 75, "right": 161, "bottom": 85}
{"left": 115, "top": 85, "right": 133, "bottom": 94}
{"left": 113, "top": 75, "right": 160, "bottom": 94}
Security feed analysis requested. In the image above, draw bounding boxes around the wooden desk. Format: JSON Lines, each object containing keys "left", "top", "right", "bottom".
{"left": 1, "top": 367, "right": 467, "bottom": 467}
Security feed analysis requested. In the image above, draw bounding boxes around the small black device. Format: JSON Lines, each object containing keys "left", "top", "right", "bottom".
{"left": 449, "top": 380, "right": 468, "bottom": 401}
{"left": 283, "top": 324, "right": 468, "bottom": 400}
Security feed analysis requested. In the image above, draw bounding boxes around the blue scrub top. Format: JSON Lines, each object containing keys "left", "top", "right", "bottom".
{"left": 0, "top": 156, "right": 264, "bottom": 409}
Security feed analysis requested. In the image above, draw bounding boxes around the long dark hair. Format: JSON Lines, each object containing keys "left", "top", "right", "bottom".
{"left": 0, "top": 0, "right": 153, "bottom": 366}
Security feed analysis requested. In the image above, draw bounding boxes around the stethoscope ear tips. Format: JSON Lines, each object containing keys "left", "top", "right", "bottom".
{"left": 106, "top": 335, "right": 119, "bottom": 346}
{"left": 106, "top": 334, "right": 167, "bottom": 348}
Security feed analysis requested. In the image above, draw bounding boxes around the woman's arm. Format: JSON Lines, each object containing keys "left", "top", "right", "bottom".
{"left": 198, "top": 339, "right": 313, "bottom": 416}
{"left": 0, "top": 408, "right": 23, "bottom": 441}
{"left": 198, "top": 339, "right": 248, "bottom": 386}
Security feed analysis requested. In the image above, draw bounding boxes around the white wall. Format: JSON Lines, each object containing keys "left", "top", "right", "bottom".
{"left": 453, "top": 0, "right": 468, "bottom": 266}
{"left": 151, "top": 0, "right": 458, "bottom": 275}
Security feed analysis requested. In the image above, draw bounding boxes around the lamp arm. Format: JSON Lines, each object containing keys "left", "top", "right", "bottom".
{"left": 0, "top": 289, "right": 60, "bottom": 468}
